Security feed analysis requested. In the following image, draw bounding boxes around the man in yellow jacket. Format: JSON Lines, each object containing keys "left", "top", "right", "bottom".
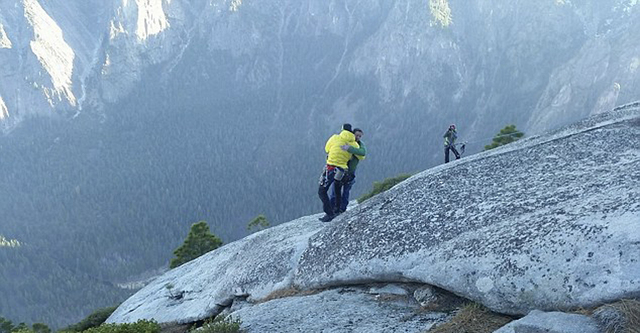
{"left": 330, "top": 128, "right": 366, "bottom": 213}
{"left": 318, "top": 124, "right": 360, "bottom": 222}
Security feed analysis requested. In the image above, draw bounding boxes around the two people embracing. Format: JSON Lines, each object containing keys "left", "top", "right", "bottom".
{"left": 318, "top": 124, "right": 366, "bottom": 222}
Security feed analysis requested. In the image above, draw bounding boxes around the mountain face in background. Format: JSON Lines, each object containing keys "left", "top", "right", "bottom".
{"left": 0, "top": 0, "right": 639, "bottom": 328}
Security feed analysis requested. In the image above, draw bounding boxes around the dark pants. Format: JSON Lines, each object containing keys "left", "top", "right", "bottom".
{"left": 318, "top": 166, "right": 343, "bottom": 216}
{"left": 444, "top": 145, "right": 460, "bottom": 163}
{"left": 330, "top": 173, "right": 355, "bottom": 212}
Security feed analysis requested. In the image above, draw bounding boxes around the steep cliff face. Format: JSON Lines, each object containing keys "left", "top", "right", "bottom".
{"left": 0, "top": 0, "right": 111, "bottom": 127}
{"left": 527, "top": 0, "right": 640, "bottom": 133}
{"left": 1, "top": 0, "right": 638, "bottom": 142}
{"left": 1, "top": 0, "right": 638, "bottom": 135}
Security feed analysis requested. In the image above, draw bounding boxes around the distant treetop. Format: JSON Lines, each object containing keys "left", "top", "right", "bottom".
{"left": 484, "top": 125, "right": 525, "bottom": 151}
{"left": 169, "top": 221, "right": 223, "bottom": 269}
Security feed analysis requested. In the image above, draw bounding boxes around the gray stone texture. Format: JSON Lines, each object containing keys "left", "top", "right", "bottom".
{"left": 414, "top": 286, "right": 438, "bottom": 307}
{"left": 232, "top": 287, "right": 449, "bottom": 333}
{"left": 293, "top": 107, "right": 640, "bottom": 315}
{"left": 108, "top": 107, "right": 640, "bottom": 327}
{"left": 493, "top": 310, "right": 600, "bottom": 333}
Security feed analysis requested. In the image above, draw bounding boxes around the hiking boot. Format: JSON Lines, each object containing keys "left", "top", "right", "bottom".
{"left": 318, "top": 214, "right": 335, "bottom": 222}
{"left": 334, "top": 208, "right": 346, "bottom": 215}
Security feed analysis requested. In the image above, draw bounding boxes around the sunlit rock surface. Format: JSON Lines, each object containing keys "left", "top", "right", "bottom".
{"left": 0, "top": 95, "right": 8, "bottom": 119}
{"left": 23, "top": 0, "right": 76, "bottom": 106}
{"left": 133, "top": 0, "right": 169, "bottom": 41}
{"left": 231, "top": 286, "right": 449, "bottom": 333}
{"left": 0, "top": 23, "right": 11, "bottom": 48}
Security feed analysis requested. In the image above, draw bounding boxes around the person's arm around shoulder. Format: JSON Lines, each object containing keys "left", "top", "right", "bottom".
{"left": 340, "top": 141, "right": 363, "bottom": 154}
{"left": 348, "top": 140, "right": 366, "bottom": 160}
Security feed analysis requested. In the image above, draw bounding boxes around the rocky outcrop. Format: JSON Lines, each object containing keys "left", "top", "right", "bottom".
{"left": 0, "top": 23, "right": 11, "bottom": 48}
{"left": 0, "top": 0, "right": 113, "bottom": 128}
{"left": 107, "top": 106, "right": 640, "bottom": 331}
{"left": 0, "top": 95, "right": 8, "bottom": 119}
{"left": 293, "top": 106, "right": 640, "bottom": 315}
{"left": 527, "top": 28, "right": 640, "bottom": 133}
{"left": 23, "top": 0, "right": 77, "bottom": 106}
{"left": 107, "top": 213, "right": 325, "bottom": 324}
{"left": 494, "top": 310, "right": 600, "bottom": 333}
{"left": 229, "top": 286, "right": 450, "bottom": 333}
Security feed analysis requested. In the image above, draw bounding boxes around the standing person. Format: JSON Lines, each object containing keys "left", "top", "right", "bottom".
{"left": 443, "top": 124, "right": 460, "bottom": 163}
{"left": 318, "top": 124, "right": 360, "bottom": 222}
{"left": 330, "top": 128, "right": 366, "bottom": 214}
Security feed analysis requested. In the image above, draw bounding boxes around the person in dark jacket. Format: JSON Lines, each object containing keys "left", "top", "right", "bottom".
{"left": 444, "top": 124, "right": 460, "bottom": 163}
{"left": 330, "top": 128, "right": 366, "bottom": 214}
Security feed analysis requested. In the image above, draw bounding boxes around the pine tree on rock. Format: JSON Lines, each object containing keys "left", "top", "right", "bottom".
{"left": 247, "top": 214, "right": 270, "bottom": 233}
{"left": 170, "top": 221, "right": 223, "bottom": 269}
{"left": 31, "top": 323, "right": 52, "bottom": 333}
{"left": 484, "top": 125, "right": 524, "bottom": 151}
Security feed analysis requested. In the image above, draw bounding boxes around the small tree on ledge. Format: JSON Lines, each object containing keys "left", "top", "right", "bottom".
{"left": 170, "top": 221, "right": 222, "bottom": 269}
{"left": 484, "top": 125, "right": 524, "bottom": 151}
{"left": 247, "top": 214, "right": 270, "bottom": 233}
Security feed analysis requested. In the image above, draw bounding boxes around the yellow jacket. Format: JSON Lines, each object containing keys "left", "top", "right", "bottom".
{"left": 325, "top": 130, "right": 360, "bottom": 169}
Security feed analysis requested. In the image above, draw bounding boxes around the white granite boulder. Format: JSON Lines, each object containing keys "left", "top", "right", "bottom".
{"left": 231, "top": 287, "right": 449, "bottom": 333}
{"left": 293, "top": 106, "right": 640, "bottom": 315}
{"left": 107, "top": 214, "right": 325, "bottom": 323}
{"left": 108, "top": 105, "right": 640, "bottom": 327}
{"left": 493, "top": 310, "right": 600, "bottom": 333}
